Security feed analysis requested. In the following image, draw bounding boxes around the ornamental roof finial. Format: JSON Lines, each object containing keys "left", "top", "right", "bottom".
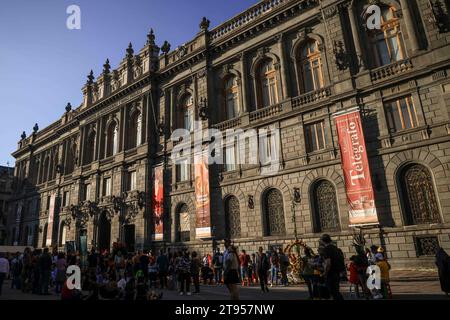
{"left": 200, "top": 17, "right": 210, "bottom": 31}
{"left": 147, "top": 28, "right": 155, "bottom": 45}
{"left": 87, "top": 70, "right": 94, "bottom": 85}
{"left": 103, "top": 58, "right": 111, "bottom": 74}
{"left": 161, "top": 41, "right": 171, "bottom": 55}
{"left": 126, "top": 42, "right": 134, "bottom": 59}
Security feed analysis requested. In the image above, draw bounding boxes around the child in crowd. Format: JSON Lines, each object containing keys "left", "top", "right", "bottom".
{"left": 348, "top": 255, "right": 361, "bottom": 298}
{"left": 376, "top": 252, "right": 391, "bottom": 299}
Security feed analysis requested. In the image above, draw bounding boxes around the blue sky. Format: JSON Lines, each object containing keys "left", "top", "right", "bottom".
{"left": 0, "top": 0, "right": 257, "bottom": 166}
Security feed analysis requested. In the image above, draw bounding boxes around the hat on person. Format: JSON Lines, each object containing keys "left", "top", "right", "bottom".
{"left": 320, "top": 234, "right": 332, "bottom": 244}
{"left": 375, "top": 253, "right": 384, "bottom": 261}
{"left": 377, "top": 247, "right": 385, "bottom": 253}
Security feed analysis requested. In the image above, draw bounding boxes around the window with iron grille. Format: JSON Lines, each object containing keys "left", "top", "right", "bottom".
{"left": 225, "top": 196, "right": 241, "bottom": 239}
{"left": 414, "top": 236, "right": 439, "bottom": 257}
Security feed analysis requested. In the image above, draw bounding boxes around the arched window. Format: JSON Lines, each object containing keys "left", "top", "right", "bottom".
{"left": 128, "top": 111, "right": 142, "bottom": 149}
{"left": 176, "top": 203, "right": 190, "bottom": 242}
{"left": 263, "top": 189, "right": 285, "bottom": 236}
{"left": 59, "top": 222, "right": 67, "bottom": 247}
{"left": 368, "top": 5, "right": 406, "bottom": 67}
{"left": 65, "top": 141, "right": 75, "bottom": 174}
{"left": 84, "top": 132, "right": 96, "bottom": 164}
{"left": 399, "top": 164, "right": 441, "bottom": 225}
{"left": 180, "top": 95, "right": 194, "bottom": 132}
{"left": 42, "top": 157, "right": 50, "bottom": 183}
{"left": 224, "top": 76, "right": 239, "bottom": 120}
{"left": 97, "top": 211, "right": 111, "bottom": 251}
{"left": 106, "top": 122, "right": 118, "bottom": 157}
{"left": 225, "top": 196, "right": 241, "bottom": 239}
{"left": 298, "top": 39, "right": 324, "bottom": 93}
{"left": 312, "top": 180, "right": 340, "bottom": 233}
{"left": 258, "top": 59, "right": 278, "bottom": 108}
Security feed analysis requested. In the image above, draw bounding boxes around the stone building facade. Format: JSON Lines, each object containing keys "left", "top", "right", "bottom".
{"left": 0, "top": 166, "right": 14, "bottom": 245}
{"left": 6, "top": 0, "right": 450, "bottom": 268}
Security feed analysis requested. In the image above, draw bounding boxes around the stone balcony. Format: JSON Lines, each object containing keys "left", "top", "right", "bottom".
{"left": 370, "top": 58, "right": 413, "bottom": 82}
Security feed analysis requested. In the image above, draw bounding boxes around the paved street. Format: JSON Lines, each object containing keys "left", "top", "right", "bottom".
{"left": 0, "top": 270, "right": 448, "bottom": 300}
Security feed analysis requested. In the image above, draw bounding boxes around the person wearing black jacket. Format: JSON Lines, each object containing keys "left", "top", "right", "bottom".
{"left": 255, "top": 247, "right": 270, "bottom": 293}
{"left": 321, "top": 234, "right": 344, "bottom": 300}
{"left": 38, "top": 248, "right": 53, "bottom": 295}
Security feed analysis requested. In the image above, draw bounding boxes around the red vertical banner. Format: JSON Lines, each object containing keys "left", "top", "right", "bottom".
{"left": 194, "top": 151, "right": 211, "bottom": 238}
{"left": 152, "top": 166, "right": 164, "bottom": 241}
{"left": 334, "top": 109, "right": 379, "bottom": 226}
{"left": 46, "top": 193, "right": 56, "bottom": 247}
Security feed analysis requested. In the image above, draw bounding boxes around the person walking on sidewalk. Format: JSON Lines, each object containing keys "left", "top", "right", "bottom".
{"left": 38, "top": 247, "right": 53, "bottom": 295}
{"left": 0, "top": 252, "right": 10, "bottom": 296}
{"left": 223, "top": 241, "right": 240, "bottom": 300}
{"left": 239, "top": 249, "right": 250, "bottom": 286}
{"left": 212, "top": 248, "right": 223, "bottom": 285}
{"left": 321, "top": 234, "right": 345, "bottom": 300}
{"left": 436, "top": 247, "right": 450, "bottom": 297}
{"left": 256, "top": 247, "right": 270, "bottom": 293}
{"left": 191, "top": 251, "right": 201, "bottom": 294}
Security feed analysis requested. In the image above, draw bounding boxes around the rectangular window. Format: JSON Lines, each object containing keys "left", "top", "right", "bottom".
{"left": 225, "top": 139, "right": 238, "bottom": 172}
{"left": 128, "top": 172, "right": 137, "bottom": 191}
{"left": 177, "top": 159, "right": 190, "bottom": 182}
{"left": 103, "top": 178, "right": 111, "bottom": 196}
{"left": 83, "top": 184, "right": 91, "bottom": 201}
{"left": 259, "top": 131, "right": 278, "bottom": 165}
{"left": 305, "top": 121, "right": 326, "bottom": 153}
{"left": 46, "top": 196, "right": 51, "bottom": 210}
{"left": 385, "top": 96, "right": 418, "bottom": 133}
{"left": 63, "top": 191, "right": 70, "bottom": 207}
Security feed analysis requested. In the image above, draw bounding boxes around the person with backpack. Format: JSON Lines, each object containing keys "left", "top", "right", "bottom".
{"left": 212, "top": 248, "right": 223, "bottom": 285}
{"left": 256, "top": 247, "right": 270, "bottom": 293}
{"left": 278, "top": 247, "right": 289, "bottom": 286}
{"left": 320, "top": 234, "right": 345, "bottom": 300}
{"left": 10, "top": 252, "right": 22, "bottom": 290}
{"left": 269, "top": 249, "right": 280, "bottom": 287}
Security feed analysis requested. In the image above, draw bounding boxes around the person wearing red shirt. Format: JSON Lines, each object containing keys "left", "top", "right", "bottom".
{"left": 239, "top": 250, "right": 250, "bottom": 286}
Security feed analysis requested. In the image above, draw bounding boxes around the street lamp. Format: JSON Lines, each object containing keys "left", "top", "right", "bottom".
{"left": 291, "top": 188, "right": 301, "bottom": 240}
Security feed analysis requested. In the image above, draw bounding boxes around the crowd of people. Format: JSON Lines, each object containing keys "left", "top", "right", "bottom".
{"left": 0, "top": 233, "right": 449, "bottom": 300}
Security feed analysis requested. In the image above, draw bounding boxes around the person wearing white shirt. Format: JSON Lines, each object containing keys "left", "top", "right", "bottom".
{"left": 0, "top": 252, "right": 10, "bottom": 296}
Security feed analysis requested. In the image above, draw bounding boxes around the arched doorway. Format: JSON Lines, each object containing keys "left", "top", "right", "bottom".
{"left": 123, "top": 224, "right": 135, "bottom": 252}
{"left": 263, "top": 188, "right": 286, "bottom": 236}
{"left": 97, "top": 211, "right": 111, "bottom": 252}
{"left": 176, "top": 203, "right": 190, "bottom": 242}
{"left": 399, "top": 164, "right": 441, "bottom": 225}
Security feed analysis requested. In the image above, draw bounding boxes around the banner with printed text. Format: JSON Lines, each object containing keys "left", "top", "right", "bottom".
{"left": 335, "top": 109, "right": 379, "bottom": 226}
{"left": 152, "top": 165, "right": 164, "bottom": 241}
{"left": 46, "top": 194, "right": 57, "bottom": 247}
{"left": 194, "top": 151, "right": 211, "bottom": 238}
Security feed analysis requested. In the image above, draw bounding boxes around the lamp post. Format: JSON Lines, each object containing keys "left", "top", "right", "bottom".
{"left": 291, "top": 188, "right": 301, "bottom": 241}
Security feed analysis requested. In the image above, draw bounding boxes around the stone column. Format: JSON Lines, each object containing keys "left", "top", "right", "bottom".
{"left": 347, "top": 3, "right": 366, "bottom": 71}
{"left": 277, "top": 34, "right": 291, "bottom": 99}
{"left": 96, "top": 119, "right": 103, "bottom": 161}
{"left": 169, "top": 87, "right": 176, "bottom": 132}
{"left": 239, "top": 52, "right": 249, "bottom": 113}
{"left": 399, "top": 0, "right": 420, "bottom": 52}
{"left": 120, "top": 106, "right": 126, "bottom": 152}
